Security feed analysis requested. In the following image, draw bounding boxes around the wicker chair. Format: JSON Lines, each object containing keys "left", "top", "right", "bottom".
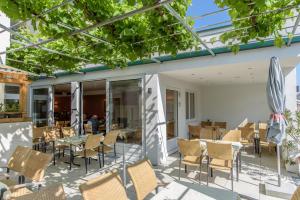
{"left": 200, "top": 127, "right": 214, "bottom": 140}
{"left": 259, "top": 123, "right": 275, "bottom": 154}
{"left": 291, "top": 186, "right": 300, "bottom": 200}
{"left": 222, "top": 130, "right": 241, "bottom": 142}
{"left": 12, "top": 184, "right": 66, "bottom": 200}
{"left": 55, "top": 121, "right": 65, "bottom": 129}
{"left": 206, "top": 141, "right": 234, "bottom": 191}
{"left": 0, "top": 146, "right": 32, "bottom": 186}
{"left": 77, "top": 134, "right": 103, "bottom": 173}
{"left": 79, "top": 171, "right": 128, "bottom": 200}
{"left": 127, "top": 159, "right": 159, "bottom": 200}
{"left": 214, "top": 122, "right": 227, "bottom": 129}
{"left": 3, "top": 150, "right": 53, "bottom": 199}
{"left": 84, "top": 124, "right": 93, "bottom": 135}
{"left": 43, "top": 128, "right": 61, "bottom": 165}
{"left": 200, "top": 121, "right": 212, "bottom": 128}
{"left": 177, "top": 138, "right": 203, "bottom": 182}
{"left": 101, "top": 130, "right": 119, "bottom": 166}
{"left": 32, "top": 127, "right": 46, "bottom": 150}
{"left": 238, "top": 126, "right": 255, "bottom": 148}
{"left": 188, "top": 125, "right": 201, "bottom": 139}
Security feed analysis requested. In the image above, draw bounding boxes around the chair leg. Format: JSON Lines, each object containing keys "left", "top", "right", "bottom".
{"left": 185, "top": 165, "right": 187, "bottom": 173}
{"left": 88, "top": 158, "right": 91, "bottom": 165}
{"left": 199, "top": 163, "right": 202, "bottom": 184}
{"left": 84, "top": 157, "right": 88, "bottom": 174}
{"left": 63, "top": 149, "right": 65, "bottom": 157}
{"left": 231, "top": 165, "right": 234, "bottom": 191}
{"left": 206, "top": 156, "right": 209, "bottom": 186}
{"left": 114, "top": 144, "right": 117, "bottom": 163}
{"left": 178, "top": 154, "right": 181, "bottom": 180}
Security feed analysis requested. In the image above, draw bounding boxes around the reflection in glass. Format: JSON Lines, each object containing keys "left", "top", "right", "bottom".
{"left": 32, "top": 88, "right": 48, "bottom": 127}
{"left": 166, "top": 89, "right": 178, "bottom": 140}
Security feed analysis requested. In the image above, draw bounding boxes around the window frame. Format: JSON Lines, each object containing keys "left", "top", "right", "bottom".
{"left": 185, "top": 91, "right": 196, "bottom": 120}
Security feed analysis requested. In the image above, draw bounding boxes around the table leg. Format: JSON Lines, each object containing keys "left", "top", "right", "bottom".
{"left": 53, "top": 141, "right": 56, "bottom": 166}
{"left": 236, "top": 152, "right": 239, "bottom": 181}
{"left": 69, "top": 144, "right": 72, "bottom": 170}
{"left": 102, "top": 145, "right": 104, "bottom": 167}
{"left": 239, "top": 150, "right": 242, "bottom": 172}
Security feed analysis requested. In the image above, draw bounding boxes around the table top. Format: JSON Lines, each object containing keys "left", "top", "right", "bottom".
{"left": 151, "top": 180, "right": 240, "bottom": 200}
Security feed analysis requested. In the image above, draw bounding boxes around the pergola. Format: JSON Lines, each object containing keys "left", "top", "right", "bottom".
{"left": 0, "top": 0, "right": 299, "bottom": 75}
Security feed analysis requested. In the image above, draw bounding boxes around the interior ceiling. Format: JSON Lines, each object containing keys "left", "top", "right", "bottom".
{"left": 161, "top": 59, "right": 297, "bottom": 86}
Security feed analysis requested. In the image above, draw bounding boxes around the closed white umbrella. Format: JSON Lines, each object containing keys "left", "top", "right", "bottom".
{"left": 266, "top": 56, "right": 287, "bottom": 187}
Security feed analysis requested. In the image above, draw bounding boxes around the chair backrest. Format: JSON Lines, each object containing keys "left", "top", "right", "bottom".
{"left": 206, "top": 142, "right": 233, "bottom": 161}
{"left": 239, "top": 127, "right": 255, "bottom": 141}
{"left": 200, "top": 127, "right": 214, "bottom": 139}
{"left": 84, "top": 124, "right": 93, "bottom": 134}
{"left": 85, "top": 134, "right": 103, "bottom": 150}
{"left": 177, "top": 138, "right": 202, "bottom": 156}
{"left": 7, "top": 146, "right": 32, "bottom": 173}
{"left": 127, "top": 159, "right": 157, "bottom": 200}
{"left": 222, "top": 130, "right": 241, "bottom": 142}
{"left": 61, "top": 127, "right": 75, "bottom": 138}
{"left": 188, "top": 125, "right": 201, "bottom": 138}
{"left": 32, "top": 127, "right": 46, "bottom": 139}
{"left": 43, "top": 128, "right": 61, "bottom": 142}
{"left": 245, "top": 122, "right": 255, "bottom": 129}
{"left": 55, "top": 121, "right": 65, "bottom": 128}
{"left": 259, "top": 123, "right": 268, "bottom": 142}
{"left": 201, "top": 121, "right": 212, "bottom": 128}
{"left": 214, "top": 122, "right": 227, "bottom": 129}
{"left": 22, "top": 150, "right": 53, "bottom": 182}
{"left": 291, "top": 186, "right": 300, "bottom": 200}
{"left": 79, "top": 171, "right": 128, "bottom": 200}
{"left": 15, "top": 184, "right": 66, "bottom": 200}
{"left": 103, "top": 130, "right": 119, "bottom": 146}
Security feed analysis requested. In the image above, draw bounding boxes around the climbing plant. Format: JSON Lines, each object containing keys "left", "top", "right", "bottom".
{"left": 214, "top": 0, "right": 300, "bottom": 53}
{"left": 0, "top": 0, "right": 195, "bottom": 74}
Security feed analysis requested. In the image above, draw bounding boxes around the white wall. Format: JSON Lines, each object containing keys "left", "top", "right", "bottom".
{"left": 0, "top": 12, "right": 10, "bottom": 64}
{"left": 284, "top": 67, "right": 297, "bottom": 113}
{"left": 201, "top": 83, "right": 270, "bottom": 130}
{"left": 158, "top": 74, "right": 201, "bottom": 154}
{"left": 0, "top": 122, "right": 32, "bottom": 166}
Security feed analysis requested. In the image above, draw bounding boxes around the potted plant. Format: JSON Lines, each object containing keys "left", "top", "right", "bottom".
{"left": 283, "top": 110, "right": 300, "bottom": 174}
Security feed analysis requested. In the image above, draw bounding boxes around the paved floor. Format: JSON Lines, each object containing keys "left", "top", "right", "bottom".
{"left": 41, "top": 144, "right": 298, "bottom": 200}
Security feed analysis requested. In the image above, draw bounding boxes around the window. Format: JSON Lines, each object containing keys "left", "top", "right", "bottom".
{"left": 186, "top": 92, "right": 195, "bottom": 119}
{"left": 0, "top": 83, "right": 20, "bottom": 112}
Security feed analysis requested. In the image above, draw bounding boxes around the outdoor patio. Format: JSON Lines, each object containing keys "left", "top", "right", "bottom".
{"left": 40, "top": 144, "right": 298, "bottom": 200}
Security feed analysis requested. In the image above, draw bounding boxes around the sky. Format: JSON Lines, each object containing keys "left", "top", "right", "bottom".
{"left": 187, "top": 0, "right": 300, "bottom": 86}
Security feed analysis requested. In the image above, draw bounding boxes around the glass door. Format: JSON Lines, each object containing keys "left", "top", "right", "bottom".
{"left": 109, "top": 78, "right": 143, "bottom": 158}
{"left": 32, "top": 88, "right": 49, "bottom": 127}
{"left": 166, "top": 89, "right": 178, "bottom": 153}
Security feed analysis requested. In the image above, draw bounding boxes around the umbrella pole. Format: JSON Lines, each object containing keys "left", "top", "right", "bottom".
{"left": 277, "top": 144, "right": 281, "bottom": 187}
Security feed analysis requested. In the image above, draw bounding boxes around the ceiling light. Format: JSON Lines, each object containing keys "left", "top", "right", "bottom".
{"left": 192, "top": 73, "right": 195, "bottom": 76}
{"left": 248, "top": 67, "right": 253, "bottom": 70}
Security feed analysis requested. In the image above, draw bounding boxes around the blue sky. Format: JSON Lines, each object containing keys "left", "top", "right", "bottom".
{"left": 187, "top": 0, "right": 300, "bottom": 86}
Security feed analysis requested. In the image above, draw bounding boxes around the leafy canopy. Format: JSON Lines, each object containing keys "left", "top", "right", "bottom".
{"left": 0, "top": 0, "right": 195, "bottom": 74}
{"left": 214, "top": 0, "right": 300, "bottom": 53}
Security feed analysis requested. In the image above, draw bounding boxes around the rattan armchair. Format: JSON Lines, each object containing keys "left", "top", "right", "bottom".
{"left": 11, "top": 184, "right": 66, "bottom": 200}
{"left": 222, "top": 130, "right": 241, "bottom": 142}
{"left": 32, "top": 127, "right": 46, "bottom": 150}
{"left": 188, "top": 125, "right": 201, "bottom": 139}
{"left": 0, "top": 146, "right": 32, "bottom": 186}
{"left": 79, "top": 171, "right": 128, "bottom": 200}
{"left": 43, "top": 128, "right": 61, "bottom": 165}
{"left": 101, "top": 130, "right": 119, "bottom": 166}
{"left": 77, "top": 134, "right": 103, "bottom": 173}
{"left": 238, "top": 126, "right": 255, "bottom": 148}
{"left": 3, "top": 150, "right": 53, "bottom": 199}
{"left": 177, "top": 138, "right": 203, "bottom": 182}
{"left": 291, "top": 186, "right": 300, "bottom": 200}
{"left": 214, "top": 122, "right": 227, "bottom": 129}
{"left": 200, "top": 127, "right": 214, "bottom": 140}
{"left": 200, "top": 121, "right": 212, "bottom": 128}
{"left": 206, "top": 141, "right": 234, "bottom": 191}
{"left": 127, "top": 159, "right": 160, "bottom": 200}
{"left": 259, "top": 122, "right": 275, "bottom": 154}
{"left": 84, "top": 124, "right": 93, "bottom": 135}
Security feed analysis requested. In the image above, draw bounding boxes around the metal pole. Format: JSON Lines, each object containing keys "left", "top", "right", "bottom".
{"left": 163, "top": 4, "right": 215, "bottom": 56}
{"left": 277, "top": 144, "right": 281, "bottom": 187}
{"left": 287, "top": 13, "right": 300, "bottom": 46}
{"left": 123, "top": 140, "right": 126, "bottom": 186}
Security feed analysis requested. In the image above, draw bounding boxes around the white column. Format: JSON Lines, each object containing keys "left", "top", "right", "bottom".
{"left": 48, "top": 85, "right": 54, "bottom": 126}
{"left": 71, "top": 81, "right": 81, "bottom": 134}
{"left": 145, "top": 74, "right": 167, "bottom": 165}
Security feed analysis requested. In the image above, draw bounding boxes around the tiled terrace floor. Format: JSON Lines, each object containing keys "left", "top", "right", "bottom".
{"left": 41, "top": 144, "right": 298, "bottom": 200}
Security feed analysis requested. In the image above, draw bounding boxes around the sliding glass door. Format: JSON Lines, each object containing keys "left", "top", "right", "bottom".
{"left": 32, "top": 88, "right": 49, "bottom": 127}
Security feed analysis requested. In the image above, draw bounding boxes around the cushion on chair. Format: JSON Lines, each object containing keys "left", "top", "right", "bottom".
{"left": 182, "top": 156, "right": 201, "bottom": 166}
